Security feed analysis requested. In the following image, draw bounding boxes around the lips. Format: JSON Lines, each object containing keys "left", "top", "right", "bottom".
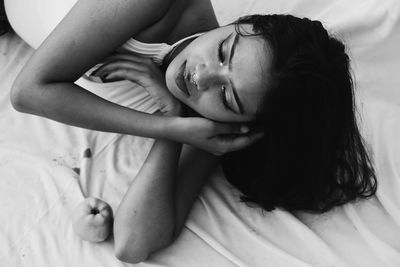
{"left": 175, "top": 60, "right": 190, "bottom": 96}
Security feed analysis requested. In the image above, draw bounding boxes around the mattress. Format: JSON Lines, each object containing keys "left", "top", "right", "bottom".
{"left": 1, "top": 0, "right": 400, "bottom": 266}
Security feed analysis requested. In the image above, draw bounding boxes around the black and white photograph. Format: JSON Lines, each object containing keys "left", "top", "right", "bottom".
{"left": 0, "top": 0, "right": 399, "bottom": 266}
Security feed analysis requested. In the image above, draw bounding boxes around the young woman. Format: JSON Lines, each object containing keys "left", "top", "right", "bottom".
{"left": 7, "top": 0, "right": 377, "bottom": 263}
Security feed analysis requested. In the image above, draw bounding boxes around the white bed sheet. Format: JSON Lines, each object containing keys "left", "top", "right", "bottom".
{"left": 1, "top": 0, "right": 400, "bottom": 266}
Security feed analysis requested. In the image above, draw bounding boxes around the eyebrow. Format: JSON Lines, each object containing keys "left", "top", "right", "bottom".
{"left": 227, "top": 33, "right": 244, "bottom": 114}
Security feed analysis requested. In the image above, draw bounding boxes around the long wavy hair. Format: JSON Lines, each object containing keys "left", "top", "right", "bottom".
{"left": 221, "top": 14, "right": 377, "bottom": 213}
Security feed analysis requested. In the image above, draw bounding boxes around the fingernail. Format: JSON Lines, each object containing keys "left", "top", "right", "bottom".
{"left": 240, "top": 125, "right": 249, "bottom": 133}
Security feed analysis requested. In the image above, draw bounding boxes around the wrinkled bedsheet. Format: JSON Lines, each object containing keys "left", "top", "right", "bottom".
{"left": 1, "top": 0, "right": 400, "bottom": 266}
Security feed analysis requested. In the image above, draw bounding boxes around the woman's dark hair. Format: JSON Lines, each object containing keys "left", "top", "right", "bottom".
{"left": 221, "top": 14, "right": 377, "bottom": 213}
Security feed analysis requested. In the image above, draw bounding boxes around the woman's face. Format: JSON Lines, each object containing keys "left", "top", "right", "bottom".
{"left": 165, "top": 24, "right": 272, "bottom": 122}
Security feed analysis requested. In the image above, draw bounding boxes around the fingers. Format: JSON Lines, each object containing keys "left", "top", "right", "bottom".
{"left": 91, "top": 53, "right": 156, "bottom": 77}
{"left": 209, "top": 121, "right": 250, "bottom": 136}
{"left": 214, "top": 131, "right": 264, "bottom": 155}
{"left": 228, "top": 131, "right": 264, "bottom": 151}
{"left": 92, "top": 60, "right": 146, "bottom": 77}
{"left": 95, "top": 68, "right": 140, "bottom": 83}
{"left": 91, "top": 61, "right": 153, "bottom": 84}
{"left": 103, "top": 53, "right": 153, "bottom": 67}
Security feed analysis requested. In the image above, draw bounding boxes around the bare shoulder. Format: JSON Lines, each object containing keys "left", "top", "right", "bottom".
{"left": 16, "top": 0, "right": 174, "bottom": 84}
{"left": 171, "top": 0, "right": 219, "bottom": 41}
{"left": 135, "top": 0, "right": 219, "bottom": 44}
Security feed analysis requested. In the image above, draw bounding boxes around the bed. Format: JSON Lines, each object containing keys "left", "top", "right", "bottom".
{"left": 1, "top": 0, "right": 399, "bottom": 266}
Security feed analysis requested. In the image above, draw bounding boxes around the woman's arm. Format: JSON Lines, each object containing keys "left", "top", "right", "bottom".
{"left": 10, "top": 0, "right": 173, "bottom": 138}
{"left": 113, "top": 140, "right": 219, "bottom": 263}
{"left": 10, "top": 0, "right": 261, "bottom": 154}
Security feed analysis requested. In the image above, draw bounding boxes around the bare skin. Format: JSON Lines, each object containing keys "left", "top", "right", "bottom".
{"left": 134, "top": 0, "right": 219, "bottom": 44}
{"left": 9, "top": 0, "right": 264, "bottom": 263}
{"left": 10, "top": 0, "right": 260, "bottom": 155}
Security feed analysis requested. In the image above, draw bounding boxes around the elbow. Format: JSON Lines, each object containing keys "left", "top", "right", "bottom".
{"left": 113, "top": 225, "right": 175, "bottom": 264}
{"left": 10, "top": 76, "right": 43, "bottom": 114}
{"left": 114, "top": 245, "right": 149, "bottom": 264}
{"left": 113, "top": 207, "right": 178, "bottom": 264}
{"left": 114, "top": 237, "right": 161, "bottom": 264}
{"left": 113, "top": 219, "right": 147, "bottom": 263}
{"left": 10, "top": 79, "right": 27, "bottom": 112}
{"left": 10, "top": 77, "right": 32, "bottom": 113}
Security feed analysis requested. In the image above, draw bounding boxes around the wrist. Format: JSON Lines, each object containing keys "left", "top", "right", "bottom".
{"left": 162, "top": 116, "right": 184, "bottom": 143}
{"left": 164, "top": 102, "right": 183, "bottom": 117}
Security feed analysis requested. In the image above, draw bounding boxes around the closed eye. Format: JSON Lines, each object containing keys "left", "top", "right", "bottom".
{"left": 217, "top": 34, "right": 242, "bottom": 114}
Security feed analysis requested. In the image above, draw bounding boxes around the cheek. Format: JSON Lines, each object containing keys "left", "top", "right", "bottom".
{"left": 188, "top": 94, "right": 235, "bottom": 122}
{"left": 192, "top": 98, "right": 219, "bottom": 118}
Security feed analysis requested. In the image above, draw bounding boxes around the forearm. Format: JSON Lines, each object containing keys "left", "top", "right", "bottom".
{"left": 11, "top": 81, "right": 173, "bottom": 138}
{"left": 114, "top": 139, "right": 182, "bottom": 263}
{"left": 9, "top": 0, "right": 175, "bottom": 138}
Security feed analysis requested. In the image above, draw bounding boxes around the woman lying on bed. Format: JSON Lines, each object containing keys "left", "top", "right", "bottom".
{"left": 9, "top": 0, "right": 377, "bottom": 263}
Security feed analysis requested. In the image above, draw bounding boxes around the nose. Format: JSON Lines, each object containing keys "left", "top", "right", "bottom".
{"left": 192, "top": 63, "right": 227, "bottom": 91}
